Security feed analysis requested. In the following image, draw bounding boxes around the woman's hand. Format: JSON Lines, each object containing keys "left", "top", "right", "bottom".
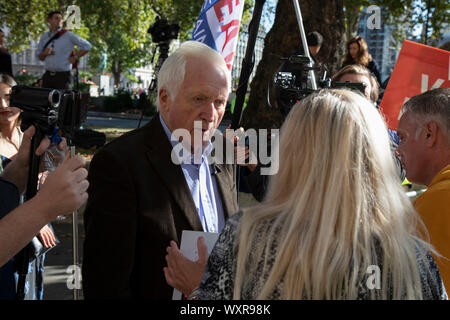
{"left": 163, "top": 237, "right": 208, "bottom": 297}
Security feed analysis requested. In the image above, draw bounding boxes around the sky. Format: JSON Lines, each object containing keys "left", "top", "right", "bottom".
{"left": 261, "top": 0, "right": 277, "bottom": 32}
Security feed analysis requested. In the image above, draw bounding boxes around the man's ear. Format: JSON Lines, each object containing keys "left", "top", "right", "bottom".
{"left": 424, "top": 121, "right": 438, "bottom": 147}
{"left": 158, "top": 88, "right": 170, "bottom": 112}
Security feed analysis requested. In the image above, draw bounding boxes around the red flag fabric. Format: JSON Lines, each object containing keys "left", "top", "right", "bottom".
{"left": 192, "top": 0, "right": 245, "bottom": 71}
{"left": 379, "top": 40, "right": 450, "bottom": 130}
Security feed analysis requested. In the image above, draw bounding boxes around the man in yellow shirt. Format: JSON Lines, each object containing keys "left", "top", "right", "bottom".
{"left": 397, "top": 88, "right": 450, "bottom": 290}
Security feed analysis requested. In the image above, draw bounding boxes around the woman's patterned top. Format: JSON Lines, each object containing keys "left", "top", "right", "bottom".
{"left": 194, "top": 211, "right": 448, "bottom": 300}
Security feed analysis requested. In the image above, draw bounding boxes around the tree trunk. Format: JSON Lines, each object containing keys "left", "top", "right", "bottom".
{"left": 241, "top": 0, "right": 346, "bottom": 129}
{"left": 344, "top": 3, "right": 363, "bottom": 43}
{"left": 112, "top": 61, "right": 122, "bottom": 88}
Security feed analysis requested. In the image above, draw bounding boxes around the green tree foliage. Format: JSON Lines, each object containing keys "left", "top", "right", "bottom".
{"left": 13, "top": 73, "right": 39, "bottom": 86}
{"left": 149, "top": 0, "right": 203, "bottom": 40}
{"left": 0, "top": 0, "right": 79, "bottom": 51}
{"left": 0, "top": 0, "right": 252, "bottom": 87}
{"left": 380, "top": 0, "right": 450, "bottom": 47}
{"left": 77, "top": 0, "right": 156, "bottom": 86}
{"left": 343, "top": 0, "right": 450, "bottom": 46}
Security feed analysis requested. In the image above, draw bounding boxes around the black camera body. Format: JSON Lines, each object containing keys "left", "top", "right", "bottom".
{"left": 273, "top": 55, "right": 366, "bottom": 118}
{"left": 148, "top": 18, "right": 180, "bottom": 44}
{"left": 10, "top": 86, "right": 88, "bottom": 141}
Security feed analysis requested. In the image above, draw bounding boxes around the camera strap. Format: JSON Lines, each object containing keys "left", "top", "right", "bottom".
{"left": 42, "top": 29, "right": 78, "bottom": 70}
{"left": 42, "top": 29, "right": 69, "bottom": 52}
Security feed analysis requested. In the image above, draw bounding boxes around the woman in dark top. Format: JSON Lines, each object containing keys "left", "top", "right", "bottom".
{"left": 342, "top": 36, "right": 381, "bottom": 86}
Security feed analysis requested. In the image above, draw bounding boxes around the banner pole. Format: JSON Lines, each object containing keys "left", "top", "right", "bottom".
{"left": 230, "top": 0, "right": 266, "bottom": 129}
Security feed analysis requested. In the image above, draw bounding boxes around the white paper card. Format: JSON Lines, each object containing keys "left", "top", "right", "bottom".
{"left": 172, "top": 230, "right": 219, "bottom": 300}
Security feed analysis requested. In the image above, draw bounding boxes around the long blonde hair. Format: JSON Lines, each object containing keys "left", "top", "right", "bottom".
{"left": 233, "top": 89, "right": 432, "bottom": 299}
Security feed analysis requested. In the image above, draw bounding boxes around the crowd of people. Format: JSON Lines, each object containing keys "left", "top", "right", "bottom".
{"left": 0, "top": 14, "right": 449, "bottom": 301}
{"left": 193, "top": 88, "right": 446, "bottom": 300}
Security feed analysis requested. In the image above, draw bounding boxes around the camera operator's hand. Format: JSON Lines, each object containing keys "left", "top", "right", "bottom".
{"left": 0, "top": 155, "right": 88, "bottom": 267}
{"left": 35, "top": 154, "right": 88, "bottom": 219}
{"left": 1, "top": 125, "right": 67, "bottom": 194}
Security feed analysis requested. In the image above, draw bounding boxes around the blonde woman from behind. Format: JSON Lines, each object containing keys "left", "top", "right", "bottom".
{"left": 193, "top": 89, "right": 447, "bottom": 300}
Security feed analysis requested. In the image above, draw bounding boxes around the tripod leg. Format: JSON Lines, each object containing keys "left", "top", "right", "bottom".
{"left": 70, "top": 146, "right": 81, "bottom": 300}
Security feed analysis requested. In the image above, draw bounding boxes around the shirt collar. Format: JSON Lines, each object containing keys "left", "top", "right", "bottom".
{"left": 428, "top": 164, "right": 450, "bottom": 188}
{"left": 159, "top": 114, "right": 213, "bottom": 165}
{"left": 48, "top": 27, "right": 63, "bottom": 36}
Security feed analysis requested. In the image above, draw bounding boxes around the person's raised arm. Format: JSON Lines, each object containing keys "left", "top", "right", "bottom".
{"left": 0, "top": 155, "right": 88, "bottom": 266}
{"left": 1, "top": 125, "right": 67, "bottom": 194}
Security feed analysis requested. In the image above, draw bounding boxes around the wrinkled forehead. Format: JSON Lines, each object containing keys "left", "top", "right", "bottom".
{"left": 184, "top": 56, "right": 230, "bottom": 91}
{"left": 398, "top": 111, "right": 416, "bottom": 131}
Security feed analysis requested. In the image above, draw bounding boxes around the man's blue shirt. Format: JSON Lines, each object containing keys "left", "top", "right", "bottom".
{"left": 36, "top": 29, "right": 92, "bottom": 72}
{"left": 159, "top": 115, "right": 225, "bottom": 233}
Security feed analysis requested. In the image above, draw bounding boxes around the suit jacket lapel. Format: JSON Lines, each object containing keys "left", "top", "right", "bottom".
{"left": 212, "top": 132, "right": 239, "bottom": 219}
{"left": 144, "top": 116, "right": 203, "bottom": 231}
{"left": 212, "top": 163, "right": 238, "bottom": 220}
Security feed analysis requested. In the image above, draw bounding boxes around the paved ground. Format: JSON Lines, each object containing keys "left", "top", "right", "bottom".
{"left": 84, "top": 116, "right": 149, "bottom": 129}
{"left": 43, "top": 213, "right": 85, "bottom": 300}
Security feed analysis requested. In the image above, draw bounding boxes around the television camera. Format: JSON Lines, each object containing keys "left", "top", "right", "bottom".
{"left": 273, "top": 55, "right": 367, "bottom": 118}
{"left": 10, "top": 86, "right": 88, "bottom": 141}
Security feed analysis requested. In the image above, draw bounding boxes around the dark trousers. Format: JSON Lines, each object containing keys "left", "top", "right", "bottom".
{"left": 42, "top": 71, "right": 72, "bottom": 90}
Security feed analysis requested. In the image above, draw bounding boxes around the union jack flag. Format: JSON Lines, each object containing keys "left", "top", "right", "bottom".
{"left": 192, "top": 0, "right": 245, "bottom": 70}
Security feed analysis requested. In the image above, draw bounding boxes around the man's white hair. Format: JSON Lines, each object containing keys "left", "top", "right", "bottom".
{"left": 156, "top": 41, "right": 231, "bottom": 110}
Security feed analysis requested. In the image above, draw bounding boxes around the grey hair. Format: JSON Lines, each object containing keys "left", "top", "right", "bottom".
{"left": 402, "top": 88, "right": 450, "bottom": 139}
{"left": 0, "top": 73, "right": 17, "bottom": 87}
{"left": 155, "top": 41, "right": 231, "bottom": 110}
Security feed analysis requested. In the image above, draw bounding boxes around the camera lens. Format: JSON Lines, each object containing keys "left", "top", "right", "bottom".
{"left": 48, "top": 90, "right": 61, "bottom": 109}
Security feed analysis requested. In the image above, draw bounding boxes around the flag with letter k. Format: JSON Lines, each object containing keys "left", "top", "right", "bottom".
{"left": 379, "top": 40, "right": 450, "bottom": 130}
